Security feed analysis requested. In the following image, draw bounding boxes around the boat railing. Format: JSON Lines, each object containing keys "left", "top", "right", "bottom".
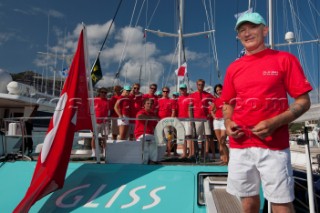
{"left": 0, "top": 116, "right": 52, "bottom": 160}
{"left": 0, "top": 116, "right": 221, "bottom": 165}
{"left": 89, "top": 116, "right": 212, "bottom": 165}
{"left": 293, "top": 176, "right": 320, "bottom": 211}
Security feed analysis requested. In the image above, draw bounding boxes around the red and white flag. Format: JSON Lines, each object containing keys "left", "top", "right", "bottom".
{"left": 175, "top": 62, "right": 187, "bottom": 81}
{"left": 14, "top": 28, "right": 92, "bottom": 213}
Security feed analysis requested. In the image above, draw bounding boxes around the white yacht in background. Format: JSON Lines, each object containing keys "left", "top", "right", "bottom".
{"left": 0, "top": 69, "right": 57, "bottom": 156}
{"left": 290, "top": 104, "right": 320, "bottom": 174}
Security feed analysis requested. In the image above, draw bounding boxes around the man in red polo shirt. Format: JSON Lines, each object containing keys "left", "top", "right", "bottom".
{"left": 91, "top": 87, "right": 110, "bottom": 157}
{"left": 177, "top": 83, "right": 194, "bottom": 158}
{"left": 142, "top": 83, "right": 159, "bottom": 113}
{"left": 189, "top": 79, "right": 215, "bottom": 161}
{"left": 158, "top": 86, "right": 177, "bottom": 156}
{"left": 222, "top": 12, "right": 312, "bottom": 213}
{"left": 135, "top": 98, "right": 159, "bottom": 164}
{"left": 129, "top": 83, "right": 143, "bottom": 140}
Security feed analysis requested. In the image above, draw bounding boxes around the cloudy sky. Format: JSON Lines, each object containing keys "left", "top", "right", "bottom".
{"left": 0, "top": 0, "right": 319, "bottom": 101}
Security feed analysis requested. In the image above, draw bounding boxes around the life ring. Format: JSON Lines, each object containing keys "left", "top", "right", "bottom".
{"left": 154, "top": 117, "right": 185, "bottom": 145}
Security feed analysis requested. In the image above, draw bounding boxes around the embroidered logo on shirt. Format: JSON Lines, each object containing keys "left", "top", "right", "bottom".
{"left": 263, "top": 70, "right": 279, "bottom": 76}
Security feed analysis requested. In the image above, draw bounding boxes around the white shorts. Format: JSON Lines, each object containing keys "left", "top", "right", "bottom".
{"left": 227, "top": 147, "right": 294, "bottom": 203}
{"left": 117, "top": 116, "right": 129, "bottom": 126}
{"left": 96, "top": 123, "right": 110, "bottom": 136}
{"left": 181, "top": 121, "right": 192, "bottom": 136}
{"left": 195, "top": 120, "right": 212, "bottom": 136}
{"left": 213, "top": 119, "right": 226, "bottom": 130}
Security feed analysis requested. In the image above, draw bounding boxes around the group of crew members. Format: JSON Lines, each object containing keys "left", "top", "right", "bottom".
{"left": 91, "top": 79, "right": 229, "bottom": 164}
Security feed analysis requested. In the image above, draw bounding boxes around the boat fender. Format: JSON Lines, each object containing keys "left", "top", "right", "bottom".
{"left": 8, "top": 122, "right": 22, "bottom": 136}
{"left": 154, "top": 117, "right": 185, "bottom": 145}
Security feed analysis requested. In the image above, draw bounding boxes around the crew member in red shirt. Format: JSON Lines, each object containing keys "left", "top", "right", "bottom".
{"left": 222, "top": 12, "right": 312, "bottom": 212}
{"left": 129, "top": 83, "right": 143, "bottom": 140}
{"left": 114, "top": 85, "right": 133, "bottom": 140}
{"left": 189, "top": 79, "right": 215, "bottom": 161}
{"left": 177, "top": 83, "right": 194, "bottom": 159}
{"left": 210, "top": 84, "right": 229, "bottom": 164}
{"left": 142, "top": 83, "right": 159, "bottom": 114}
{"left": 91, "top": 87, "right": 110, "bottom": 157}
{"left": 158, "top": 86, "right": 178, "bottom": 156}
{"left": 135, "top": 98, "right": 159, "bottom": 164}
{"left": 109, "top": 85, "right": 122, "bottom": 139}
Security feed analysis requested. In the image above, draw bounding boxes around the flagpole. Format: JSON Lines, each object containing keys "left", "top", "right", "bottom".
{"left": 83, "top": 24, "right": 101, "bottom": 163}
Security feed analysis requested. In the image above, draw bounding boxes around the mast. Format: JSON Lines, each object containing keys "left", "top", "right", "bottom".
{"left": 178, "top": 0, "right": 184, "bottom": 68}
{"left": 145, "top": 0, "right": 214, "bottom": 90}
{"left": 268, "top": 0, "right": 274, "bottom": 49}
{"left": 177, "top": 0, "right": 184, "bottom": 90}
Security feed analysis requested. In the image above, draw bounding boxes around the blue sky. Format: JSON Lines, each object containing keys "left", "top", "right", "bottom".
{"left": 0, "top": 0, "right": 319, "bottom": 102}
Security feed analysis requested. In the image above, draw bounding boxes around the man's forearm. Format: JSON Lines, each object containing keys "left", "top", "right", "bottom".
{"left": 271, "top": 93, "right": 311, "bottom": 128}
{"left": 223, "top": 104, "right": 234, "bottom": 120}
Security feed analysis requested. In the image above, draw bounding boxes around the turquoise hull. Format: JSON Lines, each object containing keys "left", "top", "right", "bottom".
{"left": 0, "top": 162, "right": 264, "bottom": 212}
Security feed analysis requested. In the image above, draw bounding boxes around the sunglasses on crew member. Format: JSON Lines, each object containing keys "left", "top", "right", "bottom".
{"left": 162, "top": 90, "right": 169, "bottom": 93}
{"left": 100, "top": 91, "right": 107, "bottom": 94}
{"left": 133, "top": 87, "right": 140, "bottom": 89}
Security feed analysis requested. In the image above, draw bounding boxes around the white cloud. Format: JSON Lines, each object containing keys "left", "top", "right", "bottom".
{"left": 159, "top": 48, "right": 206, "bottom": 64}
{"left": 34, "top": 19, "right": 210, "bottom": 89}
{"left": 0, "top": 32, "right": 13, "bottom": 45}
{"left": 48, "top": 9, "right": 64, "bottom": 18}
{"left": 14, "top": 7, "right": 64, "bottom": 18}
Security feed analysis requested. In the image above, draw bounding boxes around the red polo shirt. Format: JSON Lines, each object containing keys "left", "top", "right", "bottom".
{"left": 134, "top": 109, "right": 158, "bottom": 139}
{"left": 222, "top": 48, "right": 313, "bottom": 150}
{"left": 94, "top": 97, "right": 109, "bottom": 124}
{"left": 189, "top": 91, "right": 214, "bottom": 119}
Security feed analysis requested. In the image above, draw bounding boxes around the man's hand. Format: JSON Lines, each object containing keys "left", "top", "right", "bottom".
{"left": 225, "top": 119, "right": 244, "bottom": 138}
{"left": 251, "top": 119, "right": 276, "bottom": 141}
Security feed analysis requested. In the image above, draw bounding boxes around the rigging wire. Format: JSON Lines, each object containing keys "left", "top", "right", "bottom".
{"left": 113, "top": 0, "right": 138, "bottom": 85}
{"left": 98, "top": 0, "right": 123, "bottom": 53}
{"left": 287, "top": 0, "right": 318, "bottom": 39}
{"left": 143, "top": 0, "right": 161, "bottom": 90}
{"left": 164, "top": 42, "right": 179, "bottom": 87}
{"left": 145, "top": 0, "right": 161, "bottom": 29}
{"left": 116, "top": 0, "right": 161, "bottom": 88}
{"left": 308, "top": 0, "right": 320, "bottom": 103}
{"left": 89, "top": 0, "right": 123, "bottom": 86}
{"left": 143, "top": 0, "right": 148, "bottom": 91}
{"left": 202, "top": 0, "right": 221, "bottom": 82}
{"left": 287, "top": 0, "right": 319, "bottom": 100}
{"left": 307, "top": 0, "right": 320, "bottom": 39}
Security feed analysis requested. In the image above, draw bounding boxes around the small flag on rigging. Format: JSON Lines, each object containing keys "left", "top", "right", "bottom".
{"left": 91, "top": 57, "right": 103, "bottom": 86}
{"left": 175, "top": 62, "right": 187, "bottom": 81}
